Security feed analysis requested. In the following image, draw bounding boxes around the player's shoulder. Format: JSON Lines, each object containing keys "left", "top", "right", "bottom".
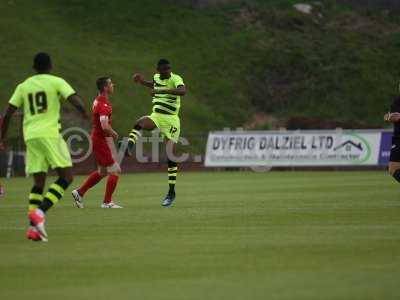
{"left": 171, "top": 72, "right": 183, "bottom": 79}
{"left": 16, "top": 75, "right": 39, "bottom": 90}
{"left": 96, "top": 95, "right": 109, "bottom": 103}
{"left": 13, "top": 81, "right": 25, "bottom": 90}
{"left": 18, "top": 75, "right": 37, "bottom": 87}
{"left": 153, "top": 73, "right": 160, "bottom": 80}
{"left": 171, "top": 73, "right": 184, "bottom": 82}
{"left": 45, "top": 74, "right": 68, "bottom": 84}
{"left": 94, "top": 96, "right": 111, "bottom": 109}
{"left": 27, "top": 74, "right": 67, "bottom": 86}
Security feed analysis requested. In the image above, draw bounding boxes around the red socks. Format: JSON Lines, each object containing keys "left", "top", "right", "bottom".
{"left": 78, "top": 171, "right": 119, "bottom": 204}
{"left": 78, "top": 171, "right": 103, "bottom": 196}
{"left": 104, "top": 174, "right": 119, "bottom": 204}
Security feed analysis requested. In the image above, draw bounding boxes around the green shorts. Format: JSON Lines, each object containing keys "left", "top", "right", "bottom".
{"left": 148, "top": 112, "right": 181, "bottom": 143}
{"left": 25, "top": 136, "right": 72, "bottom": 174}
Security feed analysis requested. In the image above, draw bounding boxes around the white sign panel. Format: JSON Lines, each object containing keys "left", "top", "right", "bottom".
{"left": 204, "top": 130, "right": 381, "bottom": 167}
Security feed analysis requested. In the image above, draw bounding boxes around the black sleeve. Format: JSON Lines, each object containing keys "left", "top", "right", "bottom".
{"left": 391, "top": 97, "right": 400, "bottom": 113}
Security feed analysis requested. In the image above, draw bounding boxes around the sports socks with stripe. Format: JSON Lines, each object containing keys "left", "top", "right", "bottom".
{"left": 28, "top": 186, "right": 44, "bottom": 211}
{"left": 128, "top": 124, "right": 142, "bottom": 145}
{"left": 38, "top": 178, "right": 71, "bottom": 213}
{"left": 168, "top": 160, "right": 177, "bottom": 195}
{"left": 129, "top": 123, "right": 178, "bottom": 197}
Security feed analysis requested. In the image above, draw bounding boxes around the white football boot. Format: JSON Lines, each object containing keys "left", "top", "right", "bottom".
{"left": 101, "top": 202, "right": 123, "bottom": 208}
{"left": 71, "top": 189, "right": 84, "bottom": 208}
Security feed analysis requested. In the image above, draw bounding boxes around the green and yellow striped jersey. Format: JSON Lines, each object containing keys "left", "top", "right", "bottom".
{"left": 152, "top": 72, "right": 184, "bottom": 116}
{"left": 9, "top": 74, "right": 75, "bottom": 141}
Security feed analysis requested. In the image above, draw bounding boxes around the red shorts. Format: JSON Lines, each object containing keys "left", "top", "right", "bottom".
{"left": 91, "top": 134, "right": 115, "bottom": 167}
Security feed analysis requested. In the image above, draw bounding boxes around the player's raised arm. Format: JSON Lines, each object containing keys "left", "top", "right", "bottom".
{"left": 132, "top": 73, "right": 154, "bottom": 88}
{"left": 67, "top": 94, "right": 89, "bottom": 120}
{"left": 385, "top": 112, "right": 400, "bottom": 123}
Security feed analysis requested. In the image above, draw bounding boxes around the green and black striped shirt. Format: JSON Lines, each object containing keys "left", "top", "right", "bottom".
{"left": 152, "top": 72, "right": 184, "bottom": 116}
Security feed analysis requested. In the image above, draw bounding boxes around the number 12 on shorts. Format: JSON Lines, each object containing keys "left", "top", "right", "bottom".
{"left": 169, "top": 126, "right": 178, "bottom": 136}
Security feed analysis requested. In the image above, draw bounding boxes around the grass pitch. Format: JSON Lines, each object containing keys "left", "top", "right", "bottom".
{"left": 0, "top": 171, "right": 399, "bottom": 300}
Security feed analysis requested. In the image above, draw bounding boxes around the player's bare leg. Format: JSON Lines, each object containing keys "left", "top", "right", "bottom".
{"left": 162, "top": 139, "right": 177, "bottom": 207}
{"left": 126, "top": 116, "right": 157, "bottom": 155}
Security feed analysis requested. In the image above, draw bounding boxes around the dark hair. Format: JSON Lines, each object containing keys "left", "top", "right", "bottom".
{"left": 96, "top": 77, "right": 110, "bottom": 92}
{"left": 157, "top": 59, "right": 170, "bottom": 68}
{"left": 33, "top": 52, "right": 52, "bottom": 72}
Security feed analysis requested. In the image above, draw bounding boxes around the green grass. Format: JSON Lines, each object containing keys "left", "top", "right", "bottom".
{"left": 0, "top": 171, "right": 399, "bottom": 300}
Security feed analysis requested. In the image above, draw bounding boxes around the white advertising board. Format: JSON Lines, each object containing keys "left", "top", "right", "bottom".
{"left": 204, "top": 130, "right": 382, "bottom": 167}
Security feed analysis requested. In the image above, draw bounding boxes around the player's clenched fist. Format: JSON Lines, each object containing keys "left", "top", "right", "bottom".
{"left": 384, "top": 113, "right": 391, "bottom": 121}
{"left": 133, "top": 73, "right": 144, "bottom": 83}
{"left": 385, "top": 112, "right": 400, "bottom": 122}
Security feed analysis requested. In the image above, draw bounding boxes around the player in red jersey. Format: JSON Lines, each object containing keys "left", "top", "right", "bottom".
{"left": 71, "top": 77, "right": 122, "bottom": 208}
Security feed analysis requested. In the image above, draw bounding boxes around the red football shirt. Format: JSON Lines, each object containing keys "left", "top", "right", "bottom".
{"left": 91, "top": 95, "right": 112, "bottom": 138}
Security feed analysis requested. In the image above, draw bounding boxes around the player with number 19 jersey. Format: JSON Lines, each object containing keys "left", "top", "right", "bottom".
{"left": 9, "top": 74, "right": 76, "bottom": 174}
{"left": 1, "top": 52, "right": 88, "bottom": 242}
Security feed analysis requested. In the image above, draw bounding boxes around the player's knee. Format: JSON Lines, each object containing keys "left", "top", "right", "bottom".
{"left": 110, "top": 165, "right": 121, "bottom": 174}
{"left": 98, "top": 169, "right": 108, "bottom": 177}
{"left": 135, "top": 118, "right": 147, "bottom": 131}
{"left": 136, "top": 116, "right": 156, "bottom": 130}
{"left": 107, "top": 169, "right": 121, "bottom": 176}
{"left": 134, "top": 121, "right": 143, "bottom": 131}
